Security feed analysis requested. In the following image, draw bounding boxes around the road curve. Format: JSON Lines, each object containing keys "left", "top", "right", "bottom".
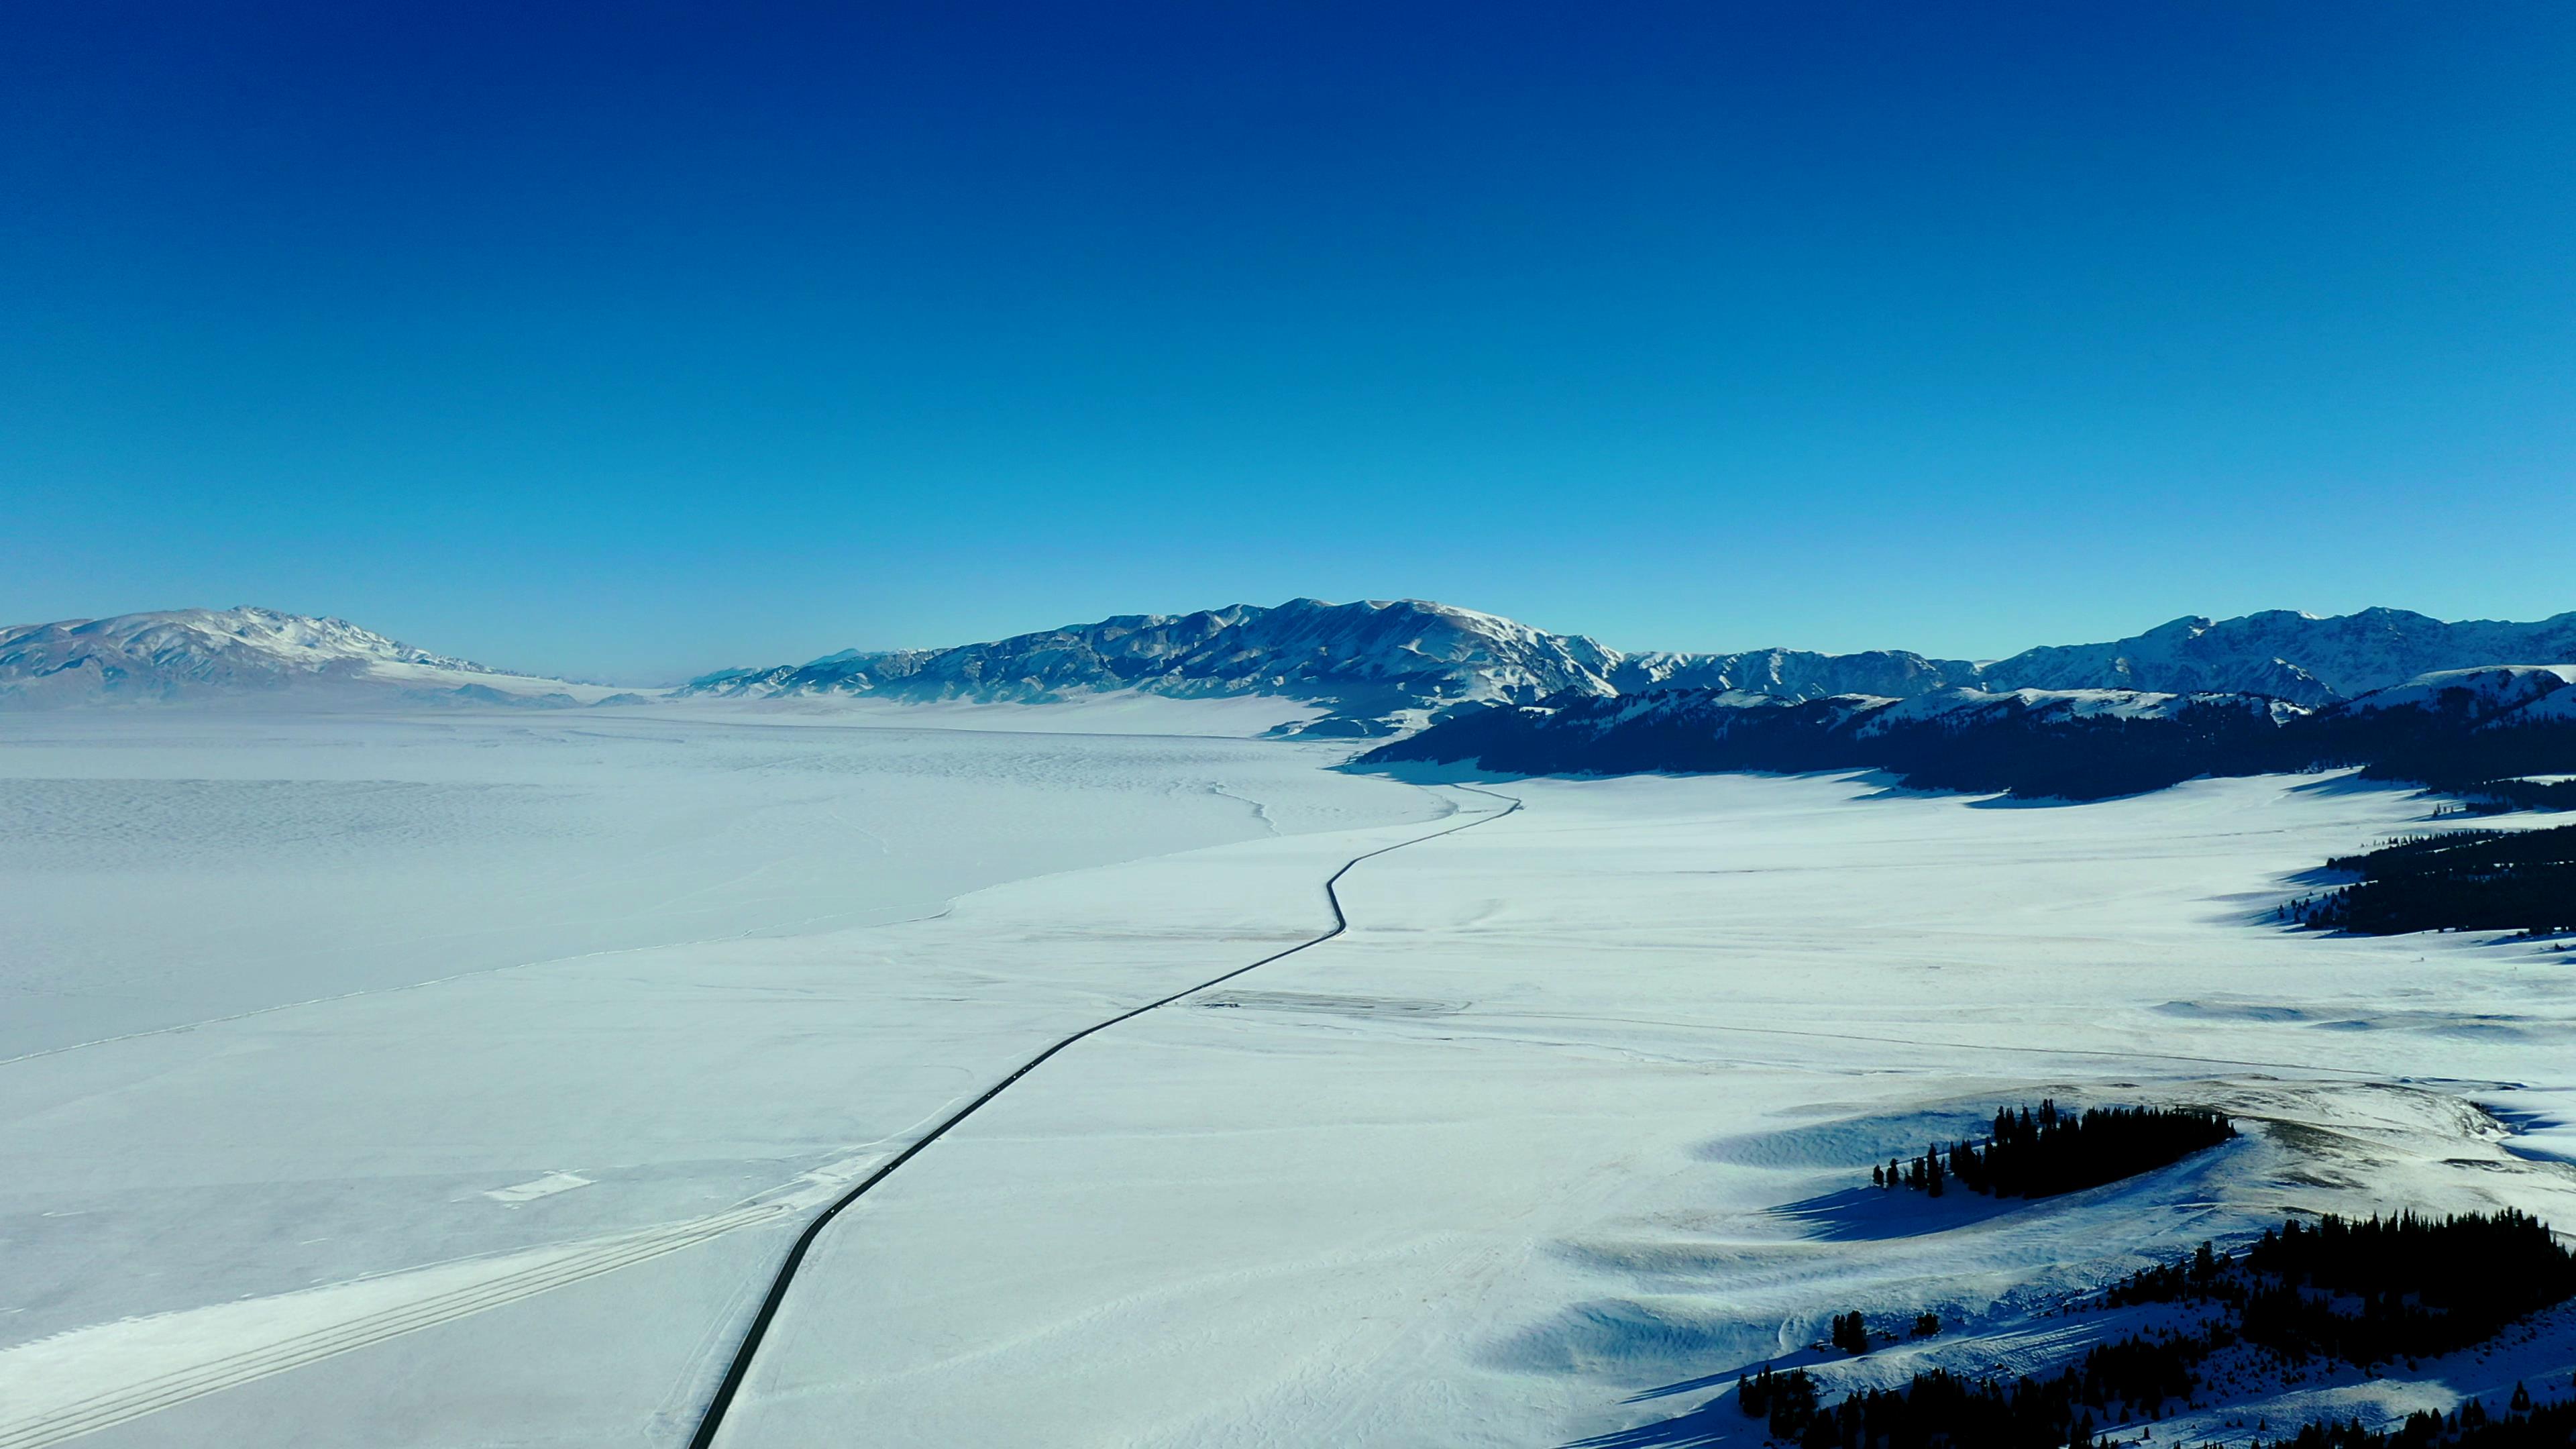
{"left": 686, "top": 784, "right": 1521, "bottom": 1449}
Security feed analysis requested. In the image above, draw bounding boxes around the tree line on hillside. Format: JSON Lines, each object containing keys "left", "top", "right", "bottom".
{"left": 1873, "top": 1100, "right": 2236, "bottom": 1199}
{"left": 1362, "top": 686, "right": 2576, "bottom": 806}
{"left": 1737, "top": 1210, "right": 2576, "bottom": 1448}
{"left": 2288, "top": 824, "right": 2576, "bottom": 936}
{"left": 2257, "top": 1396, "right": 2576, "bottom": 1448}
{"left": 2104, "top": 1209, "right": 2576, "bottom": 1365}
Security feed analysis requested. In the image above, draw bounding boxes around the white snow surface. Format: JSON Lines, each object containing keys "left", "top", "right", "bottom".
{"left": 0, "top": 707, "right": 1414, "bottom": 1056}
{"left": 663, "top": 689, "right": 1333, "bottom": 737}
{"left": 3, "top": 715, "right": 2574, "bottom": 1448}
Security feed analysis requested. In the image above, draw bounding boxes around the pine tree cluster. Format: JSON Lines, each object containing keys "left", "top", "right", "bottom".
{"left": 2288, "top": 824, "right": 2576, "bottom": 936}
{"left": 2254, "top": 1396, "right": 2576, "bottom": 1448}
{"left": 1753, "top": 1210, "right": 2576, "bottom": 1448}
{"left": 2104, "top": 1209, "right": 2576, "bottom": 1365}
{"left": 1873, "top": 1100, "right": 2235, "bottom": 1200}
{"left": 1737, "top": 1364, "right": 1820, "bottom": 1440}
{"left": 1743, "top": 1361, "right": 2125, "bottom": 1449}
{"left": 1364, "top": 683, "right": 2576, "bottom": 808}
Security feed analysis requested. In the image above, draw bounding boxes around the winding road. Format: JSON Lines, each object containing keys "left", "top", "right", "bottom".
{"left": 0, "top": 786, "right": 1518, "bottom": 1449}
{"left": 685, "top": 783, "right": 1523, "bottom": 1448}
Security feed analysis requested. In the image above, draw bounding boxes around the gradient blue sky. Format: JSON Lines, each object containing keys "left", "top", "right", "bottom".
{"left": 5, "top": 3, "right": 2571, "bottom": 682}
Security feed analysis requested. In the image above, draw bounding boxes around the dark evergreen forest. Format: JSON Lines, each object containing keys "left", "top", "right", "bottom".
{"left": 1737, "top": 1210, "right": 2576, "bottom": 1449}
{"left": 2292, "top": 824, "right": 2576, "bottom": 936}
{"left": 1362, "top": 688, "right": 2576, "bottom": 807}
{"left": 1365, "top": 686, "right": 2576, "bottom": 934}
{"left": 2255, "top": 1399, "right": 2576, "bottom": 1448}
{"left": 1875, "top": 1100, "right": 2235, "bottom": 1199}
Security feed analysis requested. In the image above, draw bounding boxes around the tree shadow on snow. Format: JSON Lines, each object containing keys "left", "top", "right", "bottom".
{"left": 1562, "top": 1368, "right": 1798, "bottom": 1449}
{"left": 1766, "top": 1182, "right": 2028, "bottom": 1241}
{"left": 1561, "top": 1399, "right": 1756, "bottom": 1448}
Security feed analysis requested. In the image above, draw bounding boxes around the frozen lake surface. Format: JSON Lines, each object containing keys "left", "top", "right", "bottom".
{"left": 3, "top": 709, "right": 2572, "bottom": 1448}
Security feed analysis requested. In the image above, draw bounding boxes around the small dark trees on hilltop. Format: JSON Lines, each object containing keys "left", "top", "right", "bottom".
{"left": 1779, "top": 1210, "right": 2576, "bottom": 1449}
{"left": 2101, "top": 1209, "right": 2576, "bottom": 1368}
{"left": 2254, "top": 1398, "right": 2576, "bottom": 1448}
{"left": 1737, "top": 1364, "right": 1819, "bottom": 1440}
{"left": 1877, "top": 1099, "right": 2235, "bottom": 1199}
{"left": 1882, "top": 1148, "right": 1945, "bottom": 1196}
{"left": 2237, "top": 1209, "right": 2576, "bottom": 1365}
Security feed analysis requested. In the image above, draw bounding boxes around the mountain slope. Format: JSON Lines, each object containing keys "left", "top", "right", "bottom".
{"left": 680, "top": 598, "right": 1628, "bottom": 736}
{"left": 682, "top": 600, "right": 2576, "bottom": 736}
{"left": 1980, "top": 608, "right": 2576, "bottom": 704}
{"left": 0, "top": 607, "right": 603, "bottom": 708}
{"left": 678, "top": 600, "right": 1995, "bottom": 735}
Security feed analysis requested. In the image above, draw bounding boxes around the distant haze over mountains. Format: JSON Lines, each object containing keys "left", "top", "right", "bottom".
{"left": 5, "top": 599, "right": 2573, "bottom": 733}
{"left": 675, "top": 598, "right": 2576, "bottom": 735}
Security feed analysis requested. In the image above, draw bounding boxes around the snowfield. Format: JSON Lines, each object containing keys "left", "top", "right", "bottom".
{"left": 0, "top": 708, "right": 1406, "bottom": 1055}
{"left": 2, "top": 710, "right": 2571, "bottom": 1448}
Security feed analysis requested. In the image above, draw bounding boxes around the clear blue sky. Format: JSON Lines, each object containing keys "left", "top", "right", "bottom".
{"left": 5, "top": 3, "right": 2571, "bottom": 682}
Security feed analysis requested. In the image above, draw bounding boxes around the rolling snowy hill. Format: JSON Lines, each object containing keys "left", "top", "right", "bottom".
{"left": 0, "top": 607, "right": 611, "bottom": 708}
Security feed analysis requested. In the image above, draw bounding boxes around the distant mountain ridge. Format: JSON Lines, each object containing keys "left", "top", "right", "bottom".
{"left": 682, "top": 599, "right": 2576, "bottom": 735}
{"left": 1973, "top": 608, "right": 2576, "bottom": 703}
{"left": 678, "top": 598, "right": 1627, "bottom": 735}
{"left": 6, "top": 599, "right": 2573, "bottom": 728}
{"left": 0, "top": 606, "right": 611, "bottom": 708}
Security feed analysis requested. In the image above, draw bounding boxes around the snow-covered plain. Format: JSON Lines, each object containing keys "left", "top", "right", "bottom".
{"left": 0, "top": 706, "right": 1384, "bottom": 1055}
{"left": 3, "top": 712, "right": 2573, "bottom": 1448}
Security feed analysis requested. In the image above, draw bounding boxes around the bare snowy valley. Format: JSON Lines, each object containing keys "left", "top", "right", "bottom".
{"left": 3, "top": 604, "right": 2574, "bottom": 1449}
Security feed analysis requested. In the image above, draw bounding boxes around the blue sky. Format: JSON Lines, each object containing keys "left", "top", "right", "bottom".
{"left": 5, "top": 3, "right": 2571, "bottom": 682}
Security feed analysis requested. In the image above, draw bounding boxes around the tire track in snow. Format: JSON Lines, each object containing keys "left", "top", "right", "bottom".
{"left": 686, "top": 784, "right": 1521, "bottom": 1449}
{"left": 0, "top": 1200, "right": 804, "bottom": 1449}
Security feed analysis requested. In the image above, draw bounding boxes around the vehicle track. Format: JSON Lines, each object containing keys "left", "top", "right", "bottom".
{"left": 0, "top": 1199, "right": 801, "bottom": 1449}
{"left": 685, "top": 784, "right": 1521, "bottom": 1449}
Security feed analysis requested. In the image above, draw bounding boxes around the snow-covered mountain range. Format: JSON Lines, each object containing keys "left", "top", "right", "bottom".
{"left": 7, "top": 599, "right": 2573, "bottom": 729}
{"left": 682, "top": 598, "right": 2576, "bottom": 735}
{"left": 0, "top": 607, "right": 623, "bottom": 708}
{"left": 678, "top": 598, "right": 1623, "bottom": 735}
{"left": 1971, "top": 609, "right": 2576, "bottom": 702}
